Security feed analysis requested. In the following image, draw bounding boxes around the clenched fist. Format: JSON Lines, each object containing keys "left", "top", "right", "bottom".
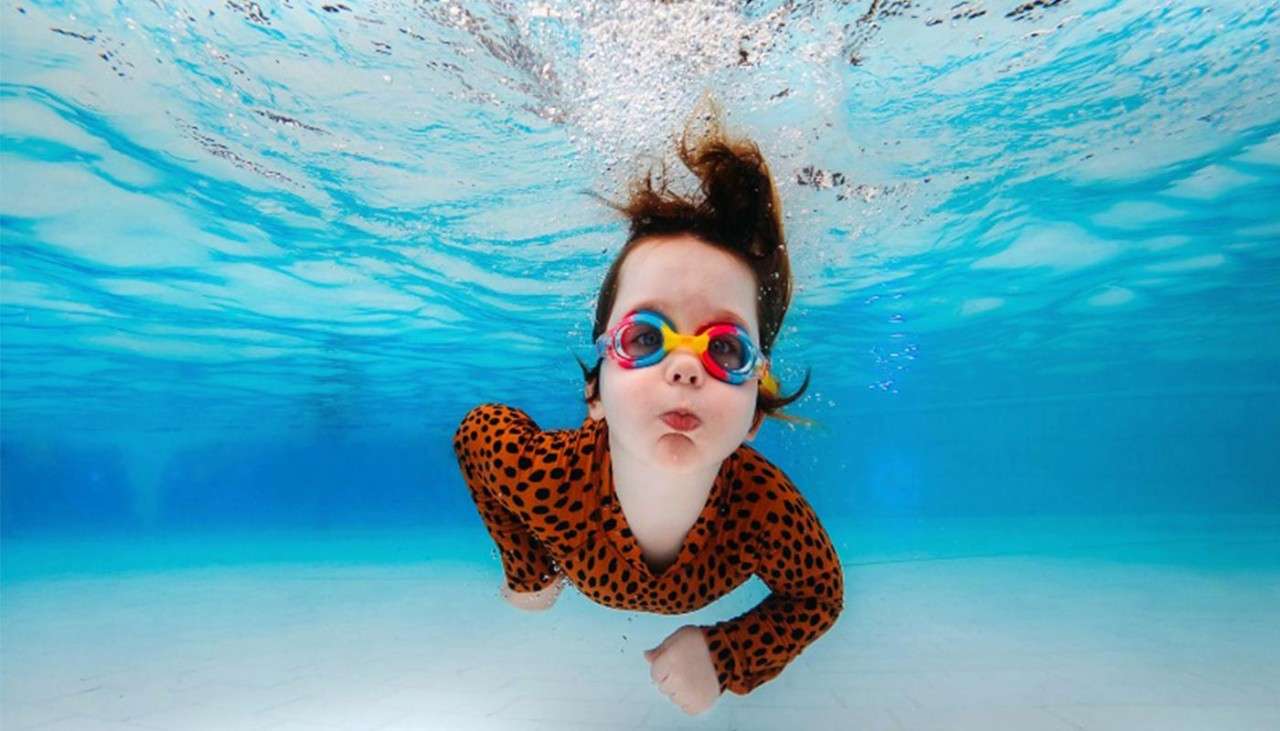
{"left": 643, "top": 624, "right": 721, "bottom": 715}
{"left": 500, "top": 574, "right": 564, "bottom": 611}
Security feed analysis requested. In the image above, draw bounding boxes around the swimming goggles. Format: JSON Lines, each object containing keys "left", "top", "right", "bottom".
{"left": 595, "top": 308, "right": 779, "bottom": 394}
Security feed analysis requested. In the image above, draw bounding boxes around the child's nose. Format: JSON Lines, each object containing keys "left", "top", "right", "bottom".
{"left": 665, "top": 350, "right": 704, "bottom": 386}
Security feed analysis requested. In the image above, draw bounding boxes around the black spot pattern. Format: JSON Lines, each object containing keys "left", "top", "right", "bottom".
{"left": 451, "top": 403, "right": 844, "bottom": 696}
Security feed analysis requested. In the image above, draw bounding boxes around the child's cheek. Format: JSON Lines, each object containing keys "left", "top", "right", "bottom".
{"left": 627, "top": 366, "right": 664, "bottom": 413}
{"left": 714, "top": 382, "right": 757, "bottom": 433}
{"left": 603, "top": 363, "right": 654, "bottom": 422}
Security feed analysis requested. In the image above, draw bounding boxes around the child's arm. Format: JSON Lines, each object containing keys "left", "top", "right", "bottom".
{"left": 700, "top": 474, "right": 845, "bottom": 695}
{"left": 452, "top": 403, "right": 561, "bottom": 595}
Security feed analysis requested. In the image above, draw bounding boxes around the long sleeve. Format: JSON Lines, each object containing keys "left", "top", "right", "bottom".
{"left": 452, "top": 402, "right": 560, "bottom": 593}
{"left": 700, "top": 473, "right": 845, "bottom": 695}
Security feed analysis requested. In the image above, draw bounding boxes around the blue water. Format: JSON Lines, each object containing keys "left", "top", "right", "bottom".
{"left": 1, "top": 3, "right": 1279, "bottom": 728}
{"left": 4, "top": 1, "right": 1276, "bottom": 543}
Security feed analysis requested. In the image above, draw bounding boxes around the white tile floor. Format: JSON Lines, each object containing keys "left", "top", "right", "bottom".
{"left": 2, "top": 515, "right": 1278, "bottom": 730}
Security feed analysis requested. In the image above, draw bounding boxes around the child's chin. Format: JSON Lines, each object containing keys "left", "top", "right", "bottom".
{"left": 655, "top": 432, "right": 703, "bottom": 467}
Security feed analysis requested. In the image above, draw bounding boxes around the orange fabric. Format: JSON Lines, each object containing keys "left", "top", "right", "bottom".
{"left": 452, "top": 402, "right": 844, "bottom": 695}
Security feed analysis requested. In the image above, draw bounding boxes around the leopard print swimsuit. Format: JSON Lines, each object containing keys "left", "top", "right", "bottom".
{"left": 452, "top": 402, "right": 844, "bottom": 696}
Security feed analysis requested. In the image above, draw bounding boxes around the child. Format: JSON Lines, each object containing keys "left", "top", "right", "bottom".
{"left": 452, "top": 99, "right": 843, "bottom": 716}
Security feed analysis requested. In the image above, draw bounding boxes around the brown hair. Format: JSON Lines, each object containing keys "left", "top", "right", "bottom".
{"left": 574, "top": 97, "right": 815, "bottom": 431}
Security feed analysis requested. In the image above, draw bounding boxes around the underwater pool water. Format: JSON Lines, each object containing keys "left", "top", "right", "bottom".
{"left": 2, "top": 2, "right": 1277, "bottom": 729}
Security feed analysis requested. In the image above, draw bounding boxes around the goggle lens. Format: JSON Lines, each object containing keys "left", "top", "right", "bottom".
{"left": 618, "top": 321, "right": 662, "bottom": 358}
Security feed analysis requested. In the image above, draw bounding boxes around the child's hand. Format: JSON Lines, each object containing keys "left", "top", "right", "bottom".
{"left": 642, "top": 625, "right": 721, "bottom": 715}
{"left": 499, "top": 574, "right": 563, "bottom": 611}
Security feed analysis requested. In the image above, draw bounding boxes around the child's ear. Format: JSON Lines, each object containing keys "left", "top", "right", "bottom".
{"left": 585, "top": 380, "right": 605, "bottom": 421}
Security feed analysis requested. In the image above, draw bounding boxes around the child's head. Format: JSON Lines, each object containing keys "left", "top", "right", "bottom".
{"left": 575, "top": 98, "right": 812, "bottom": 471}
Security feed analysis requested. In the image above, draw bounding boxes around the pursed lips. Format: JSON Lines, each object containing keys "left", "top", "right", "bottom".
{"left": 660, "top": 409, "right": 701, "bottom": 430}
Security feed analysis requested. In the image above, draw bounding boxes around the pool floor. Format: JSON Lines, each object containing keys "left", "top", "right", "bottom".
{"left": 3, "top": 515, "right": 1278, "bottom": 730}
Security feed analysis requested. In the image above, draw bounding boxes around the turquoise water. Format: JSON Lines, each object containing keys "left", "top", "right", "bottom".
{"left": 1, "top": 3, "right": 1279, "bottom": 728}
{"left": 3, "top": 1, "right": 1276, "bottom": 542}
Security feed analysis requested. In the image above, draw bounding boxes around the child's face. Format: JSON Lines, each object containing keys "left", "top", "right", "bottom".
{"left": 587, "top": 234, "right": 765, "bottom": 472}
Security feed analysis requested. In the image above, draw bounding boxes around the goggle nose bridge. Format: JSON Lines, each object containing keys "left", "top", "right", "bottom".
{"left": 660, "top": 322, "right": 711, "bottom": 355}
